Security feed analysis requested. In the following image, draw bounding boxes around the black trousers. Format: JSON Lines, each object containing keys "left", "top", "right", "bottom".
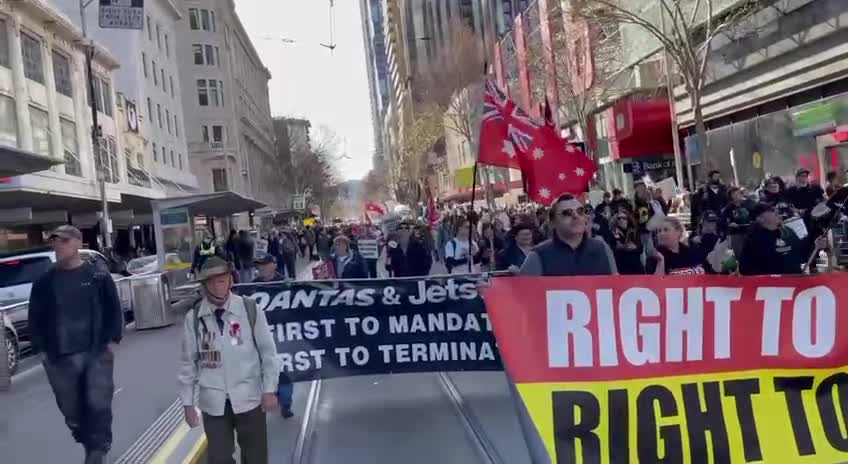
{"left": 202, "top": 401, "right": 268, "bottom": 464}
{"left": 366, "top": 259, "right": 378, "bottom": 278}
{"left": 282, "top": 253, "right": 297, "bottom": 279}
{"left": 43, "top": 348, "right": 115, "bottom": 452}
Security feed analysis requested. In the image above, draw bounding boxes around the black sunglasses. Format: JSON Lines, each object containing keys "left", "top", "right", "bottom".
{"left": 559, "top": 207, "right": 586, "bottom": 218}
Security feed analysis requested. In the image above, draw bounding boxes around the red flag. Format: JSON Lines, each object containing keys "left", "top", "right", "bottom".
{"left": 477, "top": 80, "right": 521, "bottom": 169}
{"left": 365, "top": 201, "right": 385, "bottom": 216}
{"left": 519, "top": 123, "right": 597, "bottom": 205}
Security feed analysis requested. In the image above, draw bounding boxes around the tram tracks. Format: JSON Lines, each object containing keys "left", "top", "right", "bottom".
{"left": 292, "top": 373, "right": 505, "bottom": 464}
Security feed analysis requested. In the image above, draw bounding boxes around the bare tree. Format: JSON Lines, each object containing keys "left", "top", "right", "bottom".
{"left": 416, "top": 18, "right": 492, "bottom": 207}
{"left": 573, "top": 0, "right": 762, "bottom": 170}
{"left": 393, "top": 108, "right": 444, "bottom": 204}
{"left": 521, "top": 1, "right": 633, "bottom": 158}
{"left": 275, "top": 121, "right": 340, "bottom": 218}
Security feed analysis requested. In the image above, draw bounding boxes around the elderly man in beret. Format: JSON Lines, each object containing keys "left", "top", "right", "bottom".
{"left": 178, "top": 256, "right": 279, "bottom": 464}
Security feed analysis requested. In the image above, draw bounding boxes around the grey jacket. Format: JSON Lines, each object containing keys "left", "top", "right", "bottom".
{"left": 178, "top": 293, "right": 279, "bottom": 416}
{"left": 520, "top": 234, "right": 617, "bottom": 276}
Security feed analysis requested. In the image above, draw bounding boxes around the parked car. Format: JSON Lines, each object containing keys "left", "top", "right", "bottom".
{"left": 2, "top": 302, "right": 23, "bottom": 375}
{"left": 0, "top": 248, "right": 128, "bottom": 362}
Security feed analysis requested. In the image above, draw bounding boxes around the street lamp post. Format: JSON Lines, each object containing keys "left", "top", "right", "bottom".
{"left": 79, "top": 0, "right": 111, "bottom": 252}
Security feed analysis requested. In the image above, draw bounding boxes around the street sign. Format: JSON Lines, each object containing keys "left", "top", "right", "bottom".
{"left": 99, "top": 0, "right": 144, "bottom": 30}
{"left": 292, "top": 195, "right": 305, "bottom": 210}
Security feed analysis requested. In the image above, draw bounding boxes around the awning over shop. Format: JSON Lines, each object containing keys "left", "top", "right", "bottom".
{"left": 0, "top": 145, "right": 62, "bottom": 178}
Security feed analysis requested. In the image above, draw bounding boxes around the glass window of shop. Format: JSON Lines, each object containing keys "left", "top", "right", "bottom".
{"left": 688, "top": 106, "right": 822, "bottom": 189}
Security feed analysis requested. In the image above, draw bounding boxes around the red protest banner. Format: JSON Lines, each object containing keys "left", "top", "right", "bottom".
{"left": 483, "top": 275, "right": 848, "bottom": 464}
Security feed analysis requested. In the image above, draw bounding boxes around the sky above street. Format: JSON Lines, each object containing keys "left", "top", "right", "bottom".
{"left": 235, "top": 0, "right": 375, "bottom": 180}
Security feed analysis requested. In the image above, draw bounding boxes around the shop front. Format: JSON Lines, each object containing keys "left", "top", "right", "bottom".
{"left": 685, "top": 90, "right": 848, "bottom": 190}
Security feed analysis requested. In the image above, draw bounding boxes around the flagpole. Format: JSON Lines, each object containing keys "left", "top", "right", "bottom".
{"left": 467, "top": 161, "right": 479, "bottom": 273}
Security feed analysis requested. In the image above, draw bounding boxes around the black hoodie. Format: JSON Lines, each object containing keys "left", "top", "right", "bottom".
{"left": 739, "top": 224, "right": 803, "bottom": 275}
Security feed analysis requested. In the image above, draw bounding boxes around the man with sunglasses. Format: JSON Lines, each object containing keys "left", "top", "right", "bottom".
{"left": 520, "top": 194, "right": 618, "bottom": 276}
{"left": 28, "top": 225, "right": 123, "bottom": 464}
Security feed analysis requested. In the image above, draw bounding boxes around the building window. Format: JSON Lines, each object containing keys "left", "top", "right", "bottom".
{"left": 137, "top": 153, "right": 144, "bottom": 169}
{"left": 161, "top": 69, "right": 166, "bottom": 93}
{"left": 156, "top": 24, "right": 162, "bottom": 51}
{"left": 212, "top": 168, "right": 228, "bottom": 192}
{"left": 214, "top": 47, "right": 221, "bottom": 67}
{"left": 60, "top": 118, "right": 80, "bottom": 176}
{"left": 212, "top": 125, "right": 223, "bottom": 143}
{"left": 211, "top": 11, "right": 216, "bottom": 32}
{"left": 161, "top": 146, "right": 166, "bottom": 164}
{"left": 157, "top": 103, "right": 162, "bottom": 128}
{"left": 178, "top": 153, "right": 183, "bottom": 170}
{"left": 174, "top": 114, "right": 179, "bottom": 137}
{"left": 100, "top": 78, "right": 113, "bottom": 116}
{"left": 218, "top": 80, "right": 224, "bottom": 106}
{"left": 201, "top": 125, "right": 209, "bottom": 143}
{"left": 0, "top": 95, "right": 17, "bottom": 147}
{"left": 30, "top": 106, "right": 50, "bottom": 156}
{"left": 146, "top": 97, "right": 152, "bottom": 122}
{"left": 197, "top": 79, "right": 208, "bottom": 106}
{"left": 52, "top": 51, "right": 72, "bottom": 97}
{"left": 166, "top": 109, "right": 171, "bottom": 134}
{"left": 208, "top": 80, "right": 219, "bottom": 106}
{"left": 189, "top": 8, "right": 200, "bottom": 30}
{"left": 21, "top": 32, "right": 44, "bottom": 83}
{"left": 169, "top": 76, "right": 175, "bottom": 98}
{"left": 147, "top": 16, "right": 153, "bottom": 40}
{"left": 205, "top": 45, "right": 214, "bottom": 65}
{"left": 200, "top": 10, "right": 210, "bottom": 31}
{"left": 152, "top": 142, "right": 158, "bottom": 161}
{"left": 193, "top": 44, "right": 203, "bottom": 65}
{"left": 164, "top": 34, "right": 170, "bottom": 58}
{"left": 170, "top": 149, "right": 175, "bottom": 167}
{"left": 142, "top": 51, "right": 148, "bottom": 77}
{"left": 107, "top": 136, "right": 119, "bottom": 183}
{"left": 152, "top": 61, "right": 158, "bottom": 85}
{"left": 0, "top": 20, "right": 9, "bottom": 68}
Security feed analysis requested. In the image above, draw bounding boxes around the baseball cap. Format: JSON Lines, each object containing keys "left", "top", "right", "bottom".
{"left": 49, "top": 225, "right": 82, "bottom": 241}
{"left": 796, "top": 168, "right": 810, "bottom": 177}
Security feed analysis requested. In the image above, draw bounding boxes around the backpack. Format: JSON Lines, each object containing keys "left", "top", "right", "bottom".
{"left": 192, "top": 295, "right": 260, "bottom": 370}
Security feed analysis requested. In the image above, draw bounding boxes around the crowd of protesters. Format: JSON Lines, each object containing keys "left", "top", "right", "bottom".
{"left": 429, "top": 167, "right": 842, "bottom": 278}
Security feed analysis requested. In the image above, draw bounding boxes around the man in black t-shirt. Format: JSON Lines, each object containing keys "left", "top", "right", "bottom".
{"left": 739, "top": 203, "right": 827, "bottom": 275}
{"left": 28, "top": 225, "right": 123, "bottom": 464}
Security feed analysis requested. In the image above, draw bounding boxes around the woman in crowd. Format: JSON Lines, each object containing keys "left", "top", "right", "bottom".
{"left": 330, "top": 235, "right": 369, "bottom": 279}
{"left": 496, "top": 224, "right": 536, "bottom": 273}
{"left": 445, "top": 219, "right": 479, "bottom": 274}
{"left": 476, "top": 222, "right": 505, "bottom": 272}
{"left": 647, "top": 217, "right": 707, "bottom": 275}
{"left": 607, "top": 211, "right": 644, "bottom": 275}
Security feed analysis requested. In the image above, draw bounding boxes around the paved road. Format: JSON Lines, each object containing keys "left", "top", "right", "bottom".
{"left": 262, "top": 256, "right": 532, "bottom": 463}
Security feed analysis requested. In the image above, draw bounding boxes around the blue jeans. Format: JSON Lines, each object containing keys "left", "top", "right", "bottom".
{"left": 277, "top": 382, "right": 293, "bottom": 412}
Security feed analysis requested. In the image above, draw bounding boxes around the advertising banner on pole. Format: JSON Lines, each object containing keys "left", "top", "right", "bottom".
{"left": 236, "top": 275, "right": 501, "bottom": 382}
{"left": 483, "top": 274, "right": 848, "bottom": 464}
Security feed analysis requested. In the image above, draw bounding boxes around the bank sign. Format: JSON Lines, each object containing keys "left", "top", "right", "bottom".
{"left": 99, "top": 0, "right": 144, "bottom": 30}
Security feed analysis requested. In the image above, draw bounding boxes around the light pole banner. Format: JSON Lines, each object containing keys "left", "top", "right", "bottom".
{"left": 483, "top": 274, "right": 848, "bottom": 464}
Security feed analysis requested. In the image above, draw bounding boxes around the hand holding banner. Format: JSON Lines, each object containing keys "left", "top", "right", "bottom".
{"left": 483, "top": 275, "right": 848, "bottom": 464}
